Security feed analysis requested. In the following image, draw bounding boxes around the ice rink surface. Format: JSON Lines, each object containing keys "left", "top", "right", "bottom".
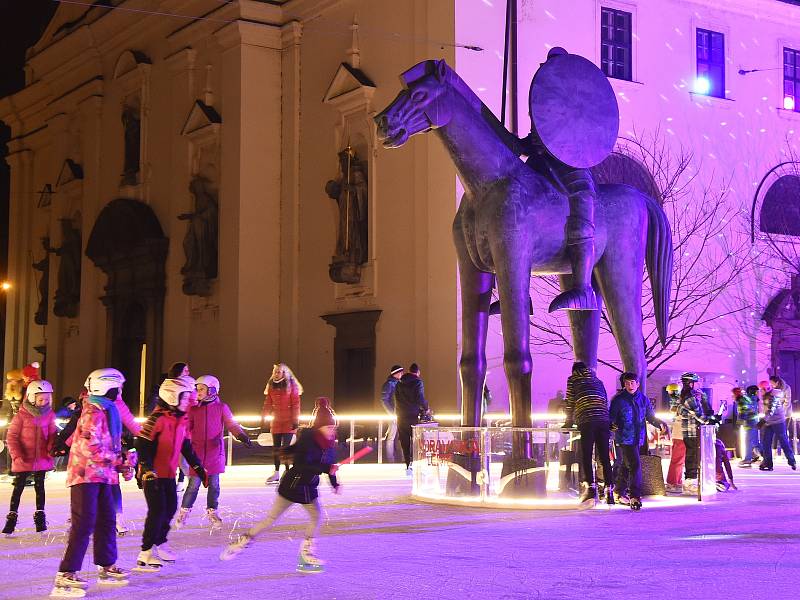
{"left": 0, "top": 462, "right": 798, "bottom": 600}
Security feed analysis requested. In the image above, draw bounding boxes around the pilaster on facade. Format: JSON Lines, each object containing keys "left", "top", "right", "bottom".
{"left": 214, "top": 20, "right": 283, "bottom": 52}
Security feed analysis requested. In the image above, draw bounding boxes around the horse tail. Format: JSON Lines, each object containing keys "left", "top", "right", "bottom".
{"left": 644, "top": 194, "right": 672, "bottom": 346}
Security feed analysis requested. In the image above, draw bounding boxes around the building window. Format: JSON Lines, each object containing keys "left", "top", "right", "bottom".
{"left": 600, "top": 7, "right": 632, "bottom": 81}
{"left": 760, "top": 174, "right": 800, "bottom": 236}
{"left": 784, "top": 48, "right": 800, "bottom": 111}
{"left": 695, "top": 29, "right": 725, "bottom": 98}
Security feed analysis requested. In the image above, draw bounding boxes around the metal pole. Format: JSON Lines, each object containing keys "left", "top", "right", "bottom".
{"left": 350, "top": 419, "right": 355, "bottom": 458}
{"left": 377, "top": 420, "right": 383, "bottom": 464}
{"left": 227, "top": 433, "right": 233, "bottom": 467}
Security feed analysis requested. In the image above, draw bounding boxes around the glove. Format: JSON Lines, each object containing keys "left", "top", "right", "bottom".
{"left": 136, "top": 464, "right": 157, "bottom": 489}
{"left": 193, "top": 465, "right": 209, "bottom": 488}
{"left": 50, "top": 441, "right": 69, "bottom": 457}
{"left": 236, "top": 433, "right": 253, "bottom": 448}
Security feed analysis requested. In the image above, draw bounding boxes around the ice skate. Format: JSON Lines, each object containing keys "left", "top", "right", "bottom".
{"left": 759, "top": 465, "right": 773, "bottom": 471}
{"left": 134, "top": 549, "right": 164, "bottom": 572}
{"left": 716, "top": 480, "right": 731, "bottom": 492}
{"left": 613, "top": 491, "right": 630, "bottom": 505}
{"left": 265, "top": 470, "right": 280, "bottom": 484}
{"left": 34, "top": 509, "right": 48, "bottom": 532}
{"left": 220, "top": 534, "right": 252, "bottom": 561}
{"left": 155, "top": 543, "right": 176, "bottom": 562}
{"left": 53, "top": 572, "right": 89, "bottom": 589}
{"left": 629, "top": 497, "right": 642, "bottom": 511}
{"left": 116, "top": 515, "right": 129, "bottom": 536}
{"left": 664, "top": 483, "right": 683, "bottom": 495}
{"left": 683, "top": 478, "right": 699, "bottom": 493}
{"left": 2, "top": 511, "right": 17, "bottom": 535}
{"left": 737, "top": 460, "right": 752, "bottom": 468}
{"left": 577, "top": 483, "right": 597, "bottom": 508}
{"left": 175, "top": 507, "right": 191, "bottom": 529}
{"left": 297, "top": 539, "right": 325, "bottom": 574}
{"left": 405, "top": 466, "right": 413, "bottom": 477}
{"left": 97, "top": 565, "right": 130, "bottom": 586}
{"left": 49, "top": 585, "right": 86, "bottom": 598}
{"left": 206, "top": 508, "right": 223, "bottom": 528}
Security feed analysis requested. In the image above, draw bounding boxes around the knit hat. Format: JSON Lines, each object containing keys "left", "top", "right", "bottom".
{"left": 22, "top": 362, "right": 40, "bottom": 380}
{"left": 389, "top": 364, "right": 404, "bottom": 375}
{"left": 312, "top": 397, "right": 337, "bottom": 428}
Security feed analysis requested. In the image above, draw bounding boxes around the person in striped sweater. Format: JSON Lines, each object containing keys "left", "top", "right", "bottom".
{"left": 564, "top": 362, "right": 613, "bottom": 506}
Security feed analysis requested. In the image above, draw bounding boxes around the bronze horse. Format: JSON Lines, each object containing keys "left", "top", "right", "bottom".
{"left": 375, "top": 59, "right": 672, "bottom": 429}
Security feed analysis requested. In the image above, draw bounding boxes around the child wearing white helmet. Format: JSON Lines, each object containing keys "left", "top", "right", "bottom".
{"left": 134, "top": 376, "right": 207, "bottom": 571}
{"left": 175, "top": 375, "right": 252, "bottom": 529}
{"left": 3, "top": 380, "right": 57, "bottom": 536}
{"left": 51, "top": 368, "right": 131, "bottom": 597}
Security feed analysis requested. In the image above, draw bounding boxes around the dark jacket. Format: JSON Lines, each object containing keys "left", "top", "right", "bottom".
{"left": 381, "top": 376, "right": 399, "bottom": 415}
{"left": 609, "top": 389, "right": 665, "bottom": 447}
{"left": 278, "top": 428, "right": 339, "bottom": 504}
{"left": 564, "top": 367, "right": 609, "bottom": 427}
{"left": 394, "top": 373, "right": 429, "bottom": 423}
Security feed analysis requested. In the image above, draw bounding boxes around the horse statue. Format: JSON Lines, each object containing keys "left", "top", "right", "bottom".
{"left": 375, "top": 59, "right": 672, "bottom": 432}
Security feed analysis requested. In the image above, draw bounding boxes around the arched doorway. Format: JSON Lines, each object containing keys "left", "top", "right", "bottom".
{"left": 86, "top": 198, "right": 167, "bottom": 415}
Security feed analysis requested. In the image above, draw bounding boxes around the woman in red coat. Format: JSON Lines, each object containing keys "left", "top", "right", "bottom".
{"left": 262, "top": 364, "right": 302, "bottom": 483}
{"left": 3, "top": 380, "right": 57, "bottom": 535}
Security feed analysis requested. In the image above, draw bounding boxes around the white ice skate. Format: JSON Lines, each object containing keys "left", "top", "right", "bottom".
{"left": 53, "top": 572, "right": 89, "bottom": 589}
{"left": 265, "top": 470, "right": 280, "bottom": 484}
{"left": 206, "top": 508, "right": 223, "bottom": 528}
{"left": 296, "top": 539, "right": 325, "bottom": 574}
{"left": 97, "top": 565, "right": 130, "bottom": 586}
{"left": 155, "top": 543, "right": 176, "bottom": 562}
{"left": 116, "top": 515, "right": 129, "bottom": 536}
{"left": 49, "top": 586, "right": 86, "bottom": 598}
{"left": 220, "top": 534, "right": 252, "bottom": 561}
{"left": 175, "top": 507, "right": 191, "bottom": 529}
{"left": 683, "top": 479, "right": 699, "bottom": 495}
{"left": 134, "top": 549, "right": 164, "bottom": 572}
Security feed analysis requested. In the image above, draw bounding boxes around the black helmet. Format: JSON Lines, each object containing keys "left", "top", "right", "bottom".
{"left": 680, "top": 372, "right": 699, "bottom": 382}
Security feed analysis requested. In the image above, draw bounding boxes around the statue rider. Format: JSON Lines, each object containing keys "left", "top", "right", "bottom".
{"left": 524, "top": 47, "right": 602, "bottom": 312}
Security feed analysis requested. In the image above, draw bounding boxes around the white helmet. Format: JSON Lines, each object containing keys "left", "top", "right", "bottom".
{"left": 25, "top": 379, "right": 54, "bottom": 402}
{"left": 159, "top": 375, "right": 197, "bottom": 406}
{"left": 196, "top": 375, "right": 220, "bottom": 393}
{"left": 84, "top": 368, "right": 126, "bottom": 396}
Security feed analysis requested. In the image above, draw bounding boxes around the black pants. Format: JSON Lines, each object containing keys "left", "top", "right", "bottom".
{"left": 398, "top": 421, "right": 414, "bottom": 468}
{"left": 59, "top": 483, "right": 117, "bottom": 572}
{"left": 273, "top": 433, "right": 294, "bottom": 470}
{"left": 9, "top": 470, "right": 46, "bottom": 512}
{"left": 578, "top": 423, "right": 612, "bottom": 486}
{"left": 142, "top": 478, "right": 177, "bottom": 551}
{"left": 684, "top": 436, "right": 699, "bottom": 480}
{"left": 614, "top": 444, "right": 643, "bottom": 499}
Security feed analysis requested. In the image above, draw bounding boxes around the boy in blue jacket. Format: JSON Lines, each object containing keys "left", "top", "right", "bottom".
{"left": 609, "top": 372, "right": 668, "bottom": 510}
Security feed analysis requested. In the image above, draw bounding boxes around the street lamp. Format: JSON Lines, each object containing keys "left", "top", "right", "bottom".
{"left": 0, "top": 282, "right": 10, "bottom": 291}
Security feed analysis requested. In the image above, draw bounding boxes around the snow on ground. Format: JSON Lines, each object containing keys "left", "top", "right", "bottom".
{"left": 0, "top": 461, "right": 798, "bottom": 600}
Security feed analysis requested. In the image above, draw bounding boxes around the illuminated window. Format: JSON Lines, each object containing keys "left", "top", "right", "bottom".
{"left": 784, "top": 48, "right": 800, "bottom": 112}
{"left": 760, "top": 174, "right": 800, "bottom": 236}
{"left": 696, "top": 28, "right": 725, "bottom": 98}
{"left": 600, "top": 7, "right": 632, "bottom": 81}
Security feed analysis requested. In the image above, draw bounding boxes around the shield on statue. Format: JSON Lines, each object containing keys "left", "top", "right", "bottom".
{"left": 529, "top": 53, "right": 619, "bottom": 169}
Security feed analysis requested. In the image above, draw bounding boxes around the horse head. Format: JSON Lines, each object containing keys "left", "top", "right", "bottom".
{"left": 375, "top": 59, "right": 453, "bottom": 148}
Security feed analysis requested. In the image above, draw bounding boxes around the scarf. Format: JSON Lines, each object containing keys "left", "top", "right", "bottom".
{"left": 22, "top": 398, "right": 51, "bottom": 417}
{"left": 88, "top": 395, "right": 122, "bottom": 452}
{"left": 200, "top": 393, "right": 219, "bottom": 406}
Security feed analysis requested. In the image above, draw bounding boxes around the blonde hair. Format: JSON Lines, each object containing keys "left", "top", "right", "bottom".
{"left": 268, "top": 363, "right": 303, "bottom": 395}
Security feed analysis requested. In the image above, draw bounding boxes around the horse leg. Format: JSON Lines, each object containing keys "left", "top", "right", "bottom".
{"left": 594, "top": 255, "right": 647, "bottom": 389}
{"left": 453, "top": 208, "right": 493, "bottom": 427}
{"left": 559, "top": 274, "right": 600, "bottom": 371}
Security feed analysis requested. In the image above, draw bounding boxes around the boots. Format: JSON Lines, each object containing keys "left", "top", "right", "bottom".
{"left": 175, "top": 507, "right": 191, "bottom": 529}
{"left": 206, "top": 508, "right": 222, "bottom": 527}
{"left": 629, "top": 496, "right": 642, "bottom": 511}
{"left": 549, "top": 238, "right": 598, "bottom": 312}
{"left": 577, "top": 482, "right": 597, "bottom": 507}
{"left": 604, "top": 483, "right": 615, "bottom": 505}
{"left": 134, "top": 549, "right": 164, "bottom": 572}
{"left": 34, "top": 509, "right": 47, "bottom": 532}
{"left": 297, "top": 538, "right": 325, "bottom": 573}
{"left": 2, "top": 511, "right": 17, "bottom": 535}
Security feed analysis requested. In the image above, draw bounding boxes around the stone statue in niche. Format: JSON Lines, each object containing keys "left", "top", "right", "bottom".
{"left": 121, "top": 103, "right": 141, "bottom": 185}
{"left": 325, "top": 145, "right": 368, "bottom": 284}
{"left": 52, "top": 218, "right": 82, "bottom": 318}
{"left": 178, "top": 175, "right": 218, "bottom": 296}
{"left": 32, "top": 237, "right": 50, "bottom": 326}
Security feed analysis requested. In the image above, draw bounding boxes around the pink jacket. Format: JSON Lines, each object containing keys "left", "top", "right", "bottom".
{"left": 115, "top": 396, "right": 141, "bottom": 436}
{"left": 187, "top": 396, "right": 245, "bottom": 475}
{"left": 66, "top": 403, "right": 121, "bottom": 487}
{"left": 6, "top": 404, "right": 57, "bottom": 472}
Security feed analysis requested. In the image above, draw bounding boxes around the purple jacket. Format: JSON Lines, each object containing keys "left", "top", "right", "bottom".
{"left": 7, "top": 403, "right": 57, "bottom": 473}
{"left": 187, "top": 396, "right": 245, "bottom": 475}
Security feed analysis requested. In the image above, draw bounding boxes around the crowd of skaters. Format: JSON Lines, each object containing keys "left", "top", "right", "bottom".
{"left": 0, "top": 361, "right": 344, "bottom": 597}
{"left": 565, "top": 365, "right": 797, "bottom": 511}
